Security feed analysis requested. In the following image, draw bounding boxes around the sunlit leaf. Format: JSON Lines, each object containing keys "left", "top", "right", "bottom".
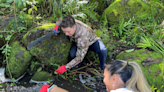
{"left": 12, "top": 78, "right": 16, "bottom": 82}
{"left": 7, "top": 53, "right": 10, "bottom": 56}
{"left": 37, "top": 67, "right": 42, "bottom": 72}
{"left": 33, "top": 5, "right": 37, "bottom": 11}
{"left": 28, "top": 8, "right": 32, "bottom": 14}
{"left": 2, "top": 50, "right": 5, "bottom": 54}
{"left": 125, "top": 49, "right": 135, "bottom": 53}
{"left": 23, "top": 8, "right": 27, "bottom": 11}
{"left": 0, "top": 3, "right": 10, "bottom": 7}
{"left": 0, "top": 34, "right": 3, "bottom": 38}
{"left": 7, "top": 0, "right": 13, "bottom": 3}
{"left": 54, "top": 71, "right": 57, "bottom": 74}
{"left": 23, "top": 2, "right": 26, "bottom": 7}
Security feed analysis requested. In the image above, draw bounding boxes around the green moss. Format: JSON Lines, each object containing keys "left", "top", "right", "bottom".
{"left": 6, "top": 41, "right": 32, "bottom": 78}
{"left": 31, "top": 71, "right": 54, "bottom": 81}
{"left": 34, "top": 23, "right": 55, "bottom": 30}
{"left": 28, "top": 33, "right": 72, "bottom": 66}
{"left": 22, "top": 22, "right": 72, "bottom": 66}
{"left": 22, "top": 23, "right": 56, "bottom": 46}
{"left": 94, "top": 29, "right": 103, "bottom": 38}
{"left": 30, "top": 47, "right": 43, "bottom": 57}
{"left": 116, "top": 49, "right": 164, "bottom": 91}
{"left": 102, "top": 0, "right": 158, "bottom": 25}
{"left": 22, "top": 31, "right": 30, "bottom": 45}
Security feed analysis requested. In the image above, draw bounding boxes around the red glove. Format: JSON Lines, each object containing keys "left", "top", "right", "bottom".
{"left": 53, "top": 25, "right": 60, "bottom": 35}
{"left": 56, "top": 65, "right": 67, "bottom": 74}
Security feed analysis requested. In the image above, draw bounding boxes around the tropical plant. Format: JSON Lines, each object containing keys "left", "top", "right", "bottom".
{"left": 62, "top": 0, "right": 100, "bottom": 22}
{"left": 137, "top": 34, "right": 164, "bottom": 90}
{"left": 110, "top": 16, "right": 161, "bottom": 46}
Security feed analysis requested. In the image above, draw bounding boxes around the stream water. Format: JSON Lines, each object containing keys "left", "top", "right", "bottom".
{"left": 0, "top": 74, "right": 91, "bottom": 92}
{"left": 0, "top": 68, "right": 106, "bottom": 92}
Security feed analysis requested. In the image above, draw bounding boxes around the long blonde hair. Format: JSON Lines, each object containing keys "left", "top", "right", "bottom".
{"left": 105, "top": 60, "right": 151, "bottom": 92}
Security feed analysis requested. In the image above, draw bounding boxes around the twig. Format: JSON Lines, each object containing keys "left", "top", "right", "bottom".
{"left": 86, "top": 68, "right": 103, "bottom": 77}
{"left": 66, "top": 71, "right": 90, "bottom": 76}
{"left": 82, "top": 83, "right": 94, "bottom": 91}
{"left": 69, "top": 61, "right": 93, "bottom": 72}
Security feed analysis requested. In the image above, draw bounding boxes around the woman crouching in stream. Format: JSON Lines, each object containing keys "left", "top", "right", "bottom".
{"left": 103, "top": 60, "right": 151, "bottom": 92}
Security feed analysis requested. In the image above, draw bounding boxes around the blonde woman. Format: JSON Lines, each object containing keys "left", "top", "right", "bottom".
{"left": 103, "top": 60, "right": 151, "bottom": 92}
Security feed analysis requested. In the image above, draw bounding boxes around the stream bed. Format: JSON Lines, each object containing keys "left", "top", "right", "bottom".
{"left": 0, "top": 68, "right": 106, "bottom": 92}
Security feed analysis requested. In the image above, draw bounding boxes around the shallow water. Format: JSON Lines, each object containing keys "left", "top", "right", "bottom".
{"left": 0, "top": 72, "right": 92, "bottom": 92}
{"left": 0, "top": 65, "right": 106, "bottom": 92}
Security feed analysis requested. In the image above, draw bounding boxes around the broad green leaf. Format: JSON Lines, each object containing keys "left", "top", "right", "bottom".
{"left": 2, "top": 50, "right": 5, "bottom": 54}
{"left": 37, "top": 67, "right": 42, "bottom": 72}
{"left": 0, "top": 3, "right": 10, "bottom": 7}
{"left": 23, "top": 2, "right": 26, "bottom": 7}
{"left": 28, "top": 8, "right": 32, "bottom": 14}
{"left": 23, "top": 8, "right": 27, "bottom": 11}
{"left": 33, "top": 6, "right": 37, "bottom": 11}
{"left": 0, "top": 34, "right": 3, "bottom": 38}
{"left": 12, "top": 78, "right": 16, "bottom": 82}
{"left": 7, "top": 0, "right": 13, "bottom": 3}
{"left": 54, "top": 71, "right": 57, "bottom": 74}
{"left": 125, "top": 49, "right": 134, "bottom": 53}
{"left": 7, "top": 53, "right": 10, "bottom": 55}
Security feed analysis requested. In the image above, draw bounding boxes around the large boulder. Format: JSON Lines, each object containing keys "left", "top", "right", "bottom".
{"left": 102, "top": 0, "right": 158, "bottom": 25}
{"left": 22, "top": 23, "right": 72, "bottom": 66}
{"left": 5, "top": 41, "right": 32, "bottom": 78}
{"left": 116, "top": 49, "right": 164, "bottom": 91}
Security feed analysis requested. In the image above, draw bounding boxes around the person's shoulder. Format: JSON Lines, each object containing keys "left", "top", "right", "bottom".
{"left": 75, "top": 19, "right": 90, "bottom": 28}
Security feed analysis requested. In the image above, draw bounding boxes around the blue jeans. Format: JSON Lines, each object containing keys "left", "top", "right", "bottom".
{"left": 69, "top": 40, "right": 107, "bottom": 70}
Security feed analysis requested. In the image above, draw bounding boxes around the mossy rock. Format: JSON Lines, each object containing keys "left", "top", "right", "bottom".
{"left": 102, "top": 0, "right": 158, "bottom": 25}
{"left": 31, "top": 71, "right": 54, "bottom": 81}
{"left": 116, "top": 49, "right": 164, "bottom": 91}
{"left": 22, "top": 23, "right": 72, "bottom": 66}
{"left": 5, "top": 41, "right": 32, "bottom": 78}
